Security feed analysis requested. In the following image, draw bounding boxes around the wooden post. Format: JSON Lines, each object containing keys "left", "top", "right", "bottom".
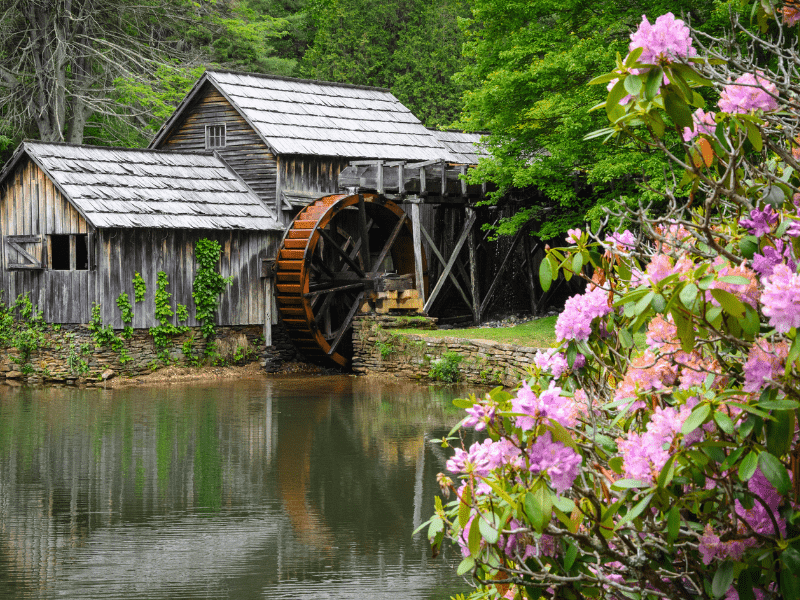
{"left": 523, "top": 234, "right": 540, "bottom": 316}
{"left": 376, "top": 161, "right": 384, "bottom": 195}
{"left": 264, "top": 277, "right": 273, "bottom": 346}
{"left": 410, "top": 197, "right": 426, "bottom": 305}
{"left": 397, "top": 163, "right": 405, "bottom": 196}
{"left": 467, "top": 206, "right": 480, "bottom": 324}
{"left": 424, "top": 211, "right": 476, "bottom": 314}
{"left": 440, "top": 161, "right": 447, "bottom": 197}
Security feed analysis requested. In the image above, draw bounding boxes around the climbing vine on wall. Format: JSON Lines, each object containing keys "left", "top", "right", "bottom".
{"left": 116, "top": 293, "right": 134, "bottom": 339}
{"left": 192, "top": 238, "right": 231, "bottom": 347}
{"left": 133, "top": 272, "right": 146, "bottom": 303}
{"left": 149, "top": 270, "right": 188, "bottom": 358}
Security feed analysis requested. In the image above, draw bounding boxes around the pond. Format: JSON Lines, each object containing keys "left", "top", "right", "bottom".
{"left": 0, "top": 375, "right": 473, "bottom": 600}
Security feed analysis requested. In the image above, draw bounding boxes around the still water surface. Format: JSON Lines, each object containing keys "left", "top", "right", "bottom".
{"left": 0, "top": 375, "right": 471, "bottom": 599}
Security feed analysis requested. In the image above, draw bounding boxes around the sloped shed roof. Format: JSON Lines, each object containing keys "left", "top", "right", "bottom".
{"left": 153, "top": 70, "right": 453, "bottom": 162}
{"left": 430, "top": 130, "right": 486, "bottom": 165}
{"left": 1, "top": 142, "right": 282, "bottom": 231}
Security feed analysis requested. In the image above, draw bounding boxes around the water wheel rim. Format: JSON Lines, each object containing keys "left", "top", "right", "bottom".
{"left": 277, "top": 193, "right": 424, "bottom": 368}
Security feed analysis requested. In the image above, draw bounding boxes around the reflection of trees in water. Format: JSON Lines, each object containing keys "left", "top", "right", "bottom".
{"left": 0, "top": 377, "right": 468, "bottom": 596}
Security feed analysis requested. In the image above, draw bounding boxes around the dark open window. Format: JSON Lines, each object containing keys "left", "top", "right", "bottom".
{"left": 206, "top": 124, "right": 226, "bottom": 149}
{"left": 50, "top": 235, "right": 70, "bottom": 270}
{"left": 50, "top": 234, "right": 88, "bottom": 271}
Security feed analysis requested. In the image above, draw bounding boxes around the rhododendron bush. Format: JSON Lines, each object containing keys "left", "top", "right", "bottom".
{"left": 422, "top": 5, "right": 800, "bottom": 600}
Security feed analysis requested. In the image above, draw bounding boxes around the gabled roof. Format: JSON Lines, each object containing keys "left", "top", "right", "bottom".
{"left": 1, "top": 142, "right": 282, "bottom": 231}
{"left": 151, "top": 70, "right": 453, "bottom": 162}
{"left": 430, "top": 130, "right": 486, "bottom": 165}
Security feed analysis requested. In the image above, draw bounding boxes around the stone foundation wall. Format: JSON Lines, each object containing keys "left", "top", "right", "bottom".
{"left": 351, "top": 316, "right": 545, "bottom": 387}
{"left": 0, "top": 322, "right": 298, "bottom": 385}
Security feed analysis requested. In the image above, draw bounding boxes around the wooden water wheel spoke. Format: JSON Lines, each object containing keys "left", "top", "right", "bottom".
{"left": 276, "top": 193, "right": 425, "bottom": 367}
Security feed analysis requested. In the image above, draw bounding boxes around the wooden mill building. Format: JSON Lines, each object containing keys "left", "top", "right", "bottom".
{"left": 149, "top": 70, "right": 454, "bottom": 220}
{"left": 0, "top": 70, "right": 491, "bottom": 361}
{"left": 0, "top": 141, "right": 281, "bottom": 327}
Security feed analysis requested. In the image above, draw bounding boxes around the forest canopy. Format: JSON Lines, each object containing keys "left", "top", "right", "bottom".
{"left": 0, "top": 0, "right": 742, "bottom": 240}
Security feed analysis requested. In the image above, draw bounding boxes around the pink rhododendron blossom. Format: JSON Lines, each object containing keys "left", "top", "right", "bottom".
{"left": 565, "top": 228, "right": 583, "bottom": 244}
{"left": 761, "top": 263, "right": 800, "bottom": 332}
{"left": 646, "top": 316, "right": 677, "bottom": 349}
{"left": 682, "top": 108, "right": 717, "bottom": 141}
{"left": 527, "top": 432, "right": 582, "bottom": 493}
{"left": 614, "top": 350, "right": 678, "bottom": 407}
{"left": 740, "top": 205, "right": 779, "bottom": 236}
{"left": 534, "top": 348, "right": 569, "bottom": 378}
{"left": 513, "top": 381, "right": 578, "bottom": 430}
{"left": 604, "top": 229, "right": 636, "bottom": 250}
{"left": 752, "top": 240, "right": 797, "bottom": 277}
{"left": 718, "top": 72, "right": 779, "bottom": 113}
{"left": 699, "top": 524, "right": 752, "bottom": 565}
{"left": 463, "top": 398, "right": 497, "bottom": 431}
{"left": 617, "top": 405, "right": 690, "bottom": 485}
{"left": 735, "top": 469, "right": 787, "bottom": 537}
{"left": 629, "top": 13, "right": 695, "bottom": 66}
{"left": 743, "top": 338, "right": 788, "bottom": 393}
{"left": 555, "top": 287, "right": 612, "bottom": 342}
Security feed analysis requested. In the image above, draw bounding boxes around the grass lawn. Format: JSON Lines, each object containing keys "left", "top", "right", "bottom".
{"left": 399, "top": 316, "right": 559, "bottom": 348}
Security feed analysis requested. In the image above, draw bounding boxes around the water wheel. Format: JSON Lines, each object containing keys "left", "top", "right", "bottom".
{"left": 276, "top": 193, "right": 425, "bottom": 367}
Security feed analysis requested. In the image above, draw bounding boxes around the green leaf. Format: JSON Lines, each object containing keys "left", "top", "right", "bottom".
{"left": 644, "top": 67, "right": 663, "bottom": 101}
{"left": 606, "top": 78, "right": 629, "bottom": 115}
{"left": 548, "top": 418, "right": 579, "bottom": 451}
{"left": 667, "top": 506, "right": 680, "bottom": 543}
{"left": 459, "top": 485, "right": 472, "bottom": 528}
{"left": 758, "top": 399, "right": 800, "bottom": 410}
{"left": 742, "top": 305, "right": 760, "bottom": 336}
{"left": 787, "top": 335, "right": 800, "bottom": 368}
{"left": 710, "top": 289, "right": 746, "bottom": 318}
{"left": 611, "top": 478, "right": 649, "bottom": 490}
{"left": 651, "top": 293, "right": 666, "bottom": 313}
{"left": 635, "top": 291, "right": 655, "bottom": 315}
{"left": 624, "top": 74, "right": 642, "bottom": 96}
{"left": 714, "top": 411, "right": 735, "bottom": 435}
{"left": 664, "top": 91, "right": 694, "bottom": 130}
{"left": 589, "top": 72, "right": 622, "bottom": 85}
{"left": 525, "top": 491, "right": 544, "bottom": 532}
{"left": 552, "top": 496, "right": 576, "bottom": 513}
{"left": 572, "top": 252, "right": 584, "bottom": 274}
{"left": 712, "top": 561, "right": 735, "bottom": 598}
{"left": 681, "top": 403, "right": 711, "bottom": 435}
{"left": 758, "top": 451, "right": 791, "bottom": 495}
{"left": 427, "top": 515, "right": 444, "bottom": 539}
{"left": 624, "top": 47, "right": 644, "bottom": 66}
{"left": 564, "top": 542, "right": 579, "bottom": 571}
{"left": 657, "top": 454, "right": 676, "bottom": 487}
{"left": 766, "top": 410, "right": 795, "bottom": 457}
{"left": 671, "top": 308, "right": 695, "bottom": 353}
{"left": 478, "top": 513, "right": 500, "bottom": 545}
{"left": 616, "top": 492, "right": 654, "bottom": 529}
{"left": 679, "top": 283, "right": 698, "bottom": 309}
{"left": 745, "top": 120, "right": 763, "bottom": 152}
{"left": 739, "top": 235, "right": 759, "bottom": 259}
{"left": 468, "top": 511, "right": 482, "bottom": 554}
{"left": 456, "top": 556, "right": 475, "bottom": 576}
{"left": 539, "top": 258, "right": 553, "bottom": 292}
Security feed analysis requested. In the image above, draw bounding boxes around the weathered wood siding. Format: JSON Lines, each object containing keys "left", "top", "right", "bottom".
{"left": 96, "top": 228, "right": 279, "bottom": 328}
{"left": 277, "top": 155, "right": 351, "bottom": 198}
{"left": 0, "top": 158, "right": 93, "bottom": 322}
{"left": 156, "top": 83, "right": 280, "bottom": 211}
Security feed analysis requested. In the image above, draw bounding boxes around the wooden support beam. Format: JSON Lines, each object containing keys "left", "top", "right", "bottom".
{"left": 327, "top": 291, "right": 364, "bottom": 356}
{"left": 357, "top": 194, "right": 371, "bottom": 270}
{"left": 466, "top": 206, "right": 480, "bottom": 324}
{"left": 410, "top": 200, "right": 426, "bottom": 305}
{"left": 318, "top": 227, "right": 366, "bottom": 277}
{"left": 524, "top": 236, "right": 542, "bottom": 316}
{"left": 264, "top": 278, "right": 273, "bottom": 346}
{"left": 397, "top": 163, "right": 405, "bottom": 196}
{"left": 376, "top": 161, "right": 384, "bottom": 194}
{"left": 479, "top": 228, "right": 527, "bottom": 318}
{"left": 423, "top": 211, "right": 477, "bottom": 314}
{"left": 440, "top": 161, "right": 447, "bottom": 197}
{"left": 373, "top": 215, "right": 407, "bottom": 273}
{"left": 460, "top": 165, "right": 468, "bottom": 197}
{"left": 419, "top": 224, "right": 472, "bottom": 310}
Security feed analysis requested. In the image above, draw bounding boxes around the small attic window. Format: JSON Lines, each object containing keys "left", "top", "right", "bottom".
{"left": 206, "top": 124, "right": 226, "bottom": 149}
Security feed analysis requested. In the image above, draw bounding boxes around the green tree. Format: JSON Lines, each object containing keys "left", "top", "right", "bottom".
{"left": 456, "top": 0, "right": 726, "bottom": 239}
{"left": 301, "top": 0, "right": 469, "bottom": 127}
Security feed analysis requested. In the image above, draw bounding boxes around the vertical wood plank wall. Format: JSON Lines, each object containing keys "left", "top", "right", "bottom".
{"left": 277, "top": 156, "right": 351, "bottom": 197}
{"left": 156, "top": 83, "right": 280, "bottom": 211}
{"left": 0, "top": 158, "right": 91, "bottom": 322}
{"left": 96, "top": 229, "right": 280, "bottom": 328}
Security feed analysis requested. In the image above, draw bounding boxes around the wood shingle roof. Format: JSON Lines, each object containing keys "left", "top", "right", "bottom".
{"left": 153, "top": 70, "right": 454, "bottom": 161}
{"left": 2, "top": 142, "right": 282, "bottom": 231}
{"left": 430, "top": 130, "right": 485, "bottom": 165}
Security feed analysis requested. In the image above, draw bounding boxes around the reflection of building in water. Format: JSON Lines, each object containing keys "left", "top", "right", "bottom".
{"left": 0, "top": 378, "right": 461, "bottom": 598}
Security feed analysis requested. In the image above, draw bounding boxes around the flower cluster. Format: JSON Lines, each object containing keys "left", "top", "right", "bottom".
{"left": 554, "top": 286, "right": 612, "bottom": 342}
{"left": 629, "top": 12, "right": 695, "bottom": 66}
{"left": 683, "top": 108, "right": 717, "bottom": 141}
{"left": 718, "top": 72, "right": 779, "bottom": 113}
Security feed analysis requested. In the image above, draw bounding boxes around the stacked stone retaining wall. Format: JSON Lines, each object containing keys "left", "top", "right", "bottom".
{"left": 351, "top": 316, "right": 545, "bottom": 387}
{"left": 0, "top": 322, "right": 298, "bottom": 385}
